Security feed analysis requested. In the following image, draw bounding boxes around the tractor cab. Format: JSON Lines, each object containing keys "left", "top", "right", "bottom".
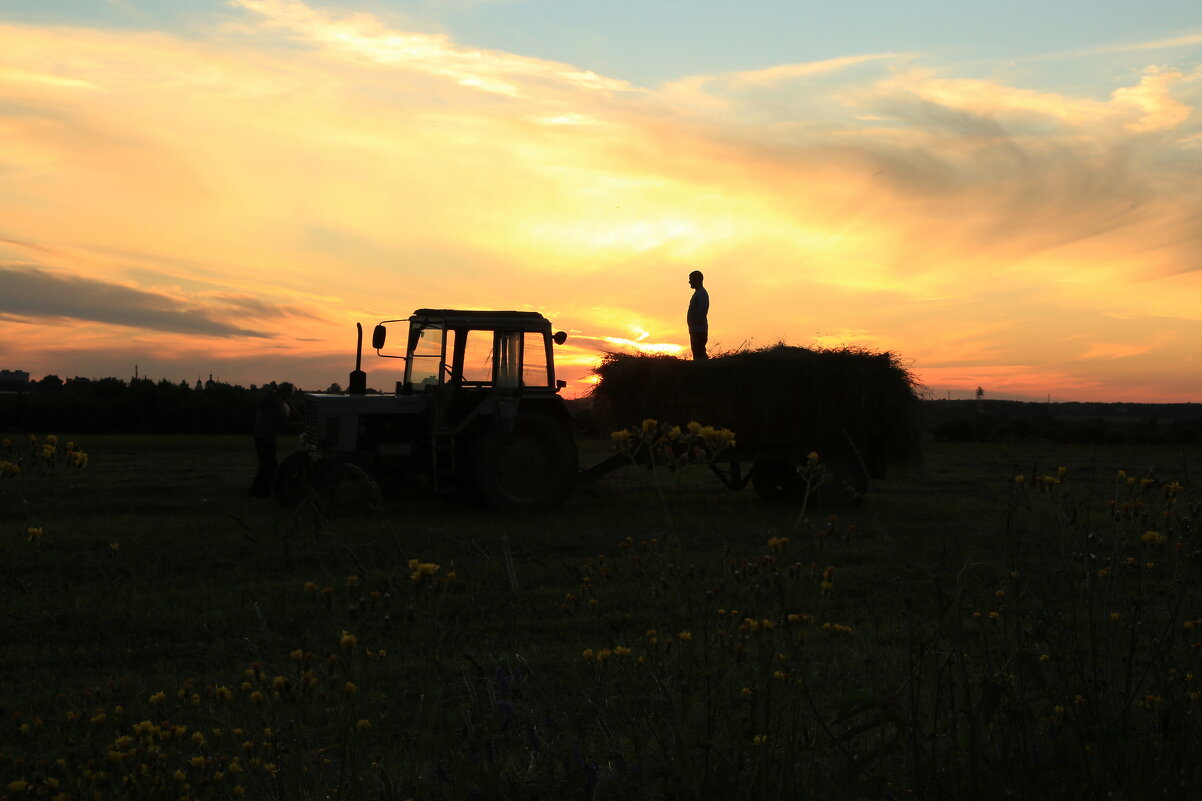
{"left": 372, "top": 309, "right": 568, "bottom": 395}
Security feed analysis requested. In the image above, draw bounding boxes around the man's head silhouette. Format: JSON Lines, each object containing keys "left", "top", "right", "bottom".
{"left": 689, "top": 270, "right": 704, "bottom": 288}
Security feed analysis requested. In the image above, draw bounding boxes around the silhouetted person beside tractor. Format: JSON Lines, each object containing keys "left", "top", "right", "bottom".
{"left": 250, "top": 381, "right": 295, "bottom": 497}
{"left": 688, "top": 270, "right": 709, "bottom": 360}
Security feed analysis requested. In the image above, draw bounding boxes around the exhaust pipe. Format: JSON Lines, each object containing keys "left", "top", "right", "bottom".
{"left": 348, "top": 322, "right": 367, "bottom": 394}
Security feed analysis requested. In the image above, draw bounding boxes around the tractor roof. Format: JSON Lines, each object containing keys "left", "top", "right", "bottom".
{"left": 410, "top": 309, "right": 551, "bottom": 330}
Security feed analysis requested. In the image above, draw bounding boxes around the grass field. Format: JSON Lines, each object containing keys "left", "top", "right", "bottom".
{"left": 3, "top": 434, "right": 1202, "bottom": 800}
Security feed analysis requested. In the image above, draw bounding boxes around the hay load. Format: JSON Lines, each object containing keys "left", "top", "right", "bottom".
{"left": 590, "top": 344, "right": 923, "bottom": 497}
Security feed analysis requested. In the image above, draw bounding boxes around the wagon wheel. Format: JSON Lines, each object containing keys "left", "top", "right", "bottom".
{"left": 473, "top": 414, "right": 577, "bottom": 510}
{"left": 750, "top": 460, "right": 804, "bottom": 503}
{"left": 751, "top": 452, "right": 868, "bottom": 507}
{"left": 820, "top": 449, "right": 869, "bottom": 507}
{"left": 273, "top": 450, "right": 312, "bottom": 509}
{"left": 312, "top": 459, "right": 383, "bottom": 517}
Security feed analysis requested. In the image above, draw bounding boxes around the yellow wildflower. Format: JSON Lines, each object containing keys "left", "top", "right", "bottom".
{"left": 408, "top": 559, "right": 441, "bottom": 581}
{"left": 610, "top": 429, "right": 632, "bottom": 449}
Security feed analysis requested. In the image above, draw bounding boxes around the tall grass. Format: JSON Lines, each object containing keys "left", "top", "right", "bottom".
{"left": 2, "top": 436, "right": 1201, "bottom": 799}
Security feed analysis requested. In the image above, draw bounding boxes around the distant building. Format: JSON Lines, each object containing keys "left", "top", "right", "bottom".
{"left": 0, "top": 369, "right": 30, "bottom": 385}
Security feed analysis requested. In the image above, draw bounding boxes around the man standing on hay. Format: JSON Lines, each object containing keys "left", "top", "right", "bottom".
{"left": 687, "top": 269, "right": 709, "bottom": 360}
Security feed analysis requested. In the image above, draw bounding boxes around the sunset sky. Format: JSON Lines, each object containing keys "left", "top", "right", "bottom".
{"left": 2, "top": 1, "right": 1200, "bottom": 400}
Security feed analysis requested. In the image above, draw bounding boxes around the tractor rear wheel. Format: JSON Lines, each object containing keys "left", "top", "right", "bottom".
{"left": 472, "top": 414, "right": 577, "bottom": 510}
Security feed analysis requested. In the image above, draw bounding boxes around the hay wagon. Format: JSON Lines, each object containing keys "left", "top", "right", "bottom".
{"left": 582, "top": 346, "right": 923, "bottom": 504}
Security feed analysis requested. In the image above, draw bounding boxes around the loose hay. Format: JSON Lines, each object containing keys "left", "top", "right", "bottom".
{"left": 590, "top": 344, "right": 924, "bottom": 478}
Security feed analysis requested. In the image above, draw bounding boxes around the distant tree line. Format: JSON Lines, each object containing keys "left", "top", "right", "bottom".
{"left": 0, "top": 375, "right": 317, "bottom": 435}
{"left": 926, "top": 399, "right": 1202, "bottom": 446}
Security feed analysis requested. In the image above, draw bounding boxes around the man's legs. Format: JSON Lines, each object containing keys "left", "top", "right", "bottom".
{"left": 690, "top": 330, "right": 708, "bottom": 360}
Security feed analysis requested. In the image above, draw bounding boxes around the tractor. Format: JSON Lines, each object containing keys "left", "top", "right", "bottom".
{"left": 276, "top": 309, "right": 577, "bottom": 512}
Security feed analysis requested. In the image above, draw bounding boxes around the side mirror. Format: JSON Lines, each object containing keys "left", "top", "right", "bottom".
{"left": 553, "top": 331, "right": 568, "bottom": 346}
{"left": 371, "top": 324, "right": 387, "bottom": 350}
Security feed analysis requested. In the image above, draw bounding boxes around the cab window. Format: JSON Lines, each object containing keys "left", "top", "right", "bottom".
{"left": 522, "top": 331, "right": 550, "bottom": 387}
{"left": 405, "top": 324, "right": 444, "bottom": 388}
{"left": 459, "top": 329, "right": 494, "bottom": 385}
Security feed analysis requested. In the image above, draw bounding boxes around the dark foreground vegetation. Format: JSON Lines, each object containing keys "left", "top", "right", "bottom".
{"left": 3, "top": 434, "right": 1202, "bottom": 799}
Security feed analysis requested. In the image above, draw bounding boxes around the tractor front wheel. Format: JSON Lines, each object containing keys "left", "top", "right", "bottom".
{"left": 472, "top": 414, "right": 577, "bottom": 510}
{"left": 312, "top": 459, "right": 383, "bottom": 516}
{"left": 273, "top": 450, "right": 312, "bottom": 508}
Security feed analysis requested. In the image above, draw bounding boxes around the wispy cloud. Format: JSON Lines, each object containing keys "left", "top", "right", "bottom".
{"left": 231, "top": 0, "right": 635, "bottom": 97}
{"left": 1056, "top": 31, "right": 1202, "bottom": 58}
{"left": 0, "top": 266, "right": 270, "bottom": 337}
